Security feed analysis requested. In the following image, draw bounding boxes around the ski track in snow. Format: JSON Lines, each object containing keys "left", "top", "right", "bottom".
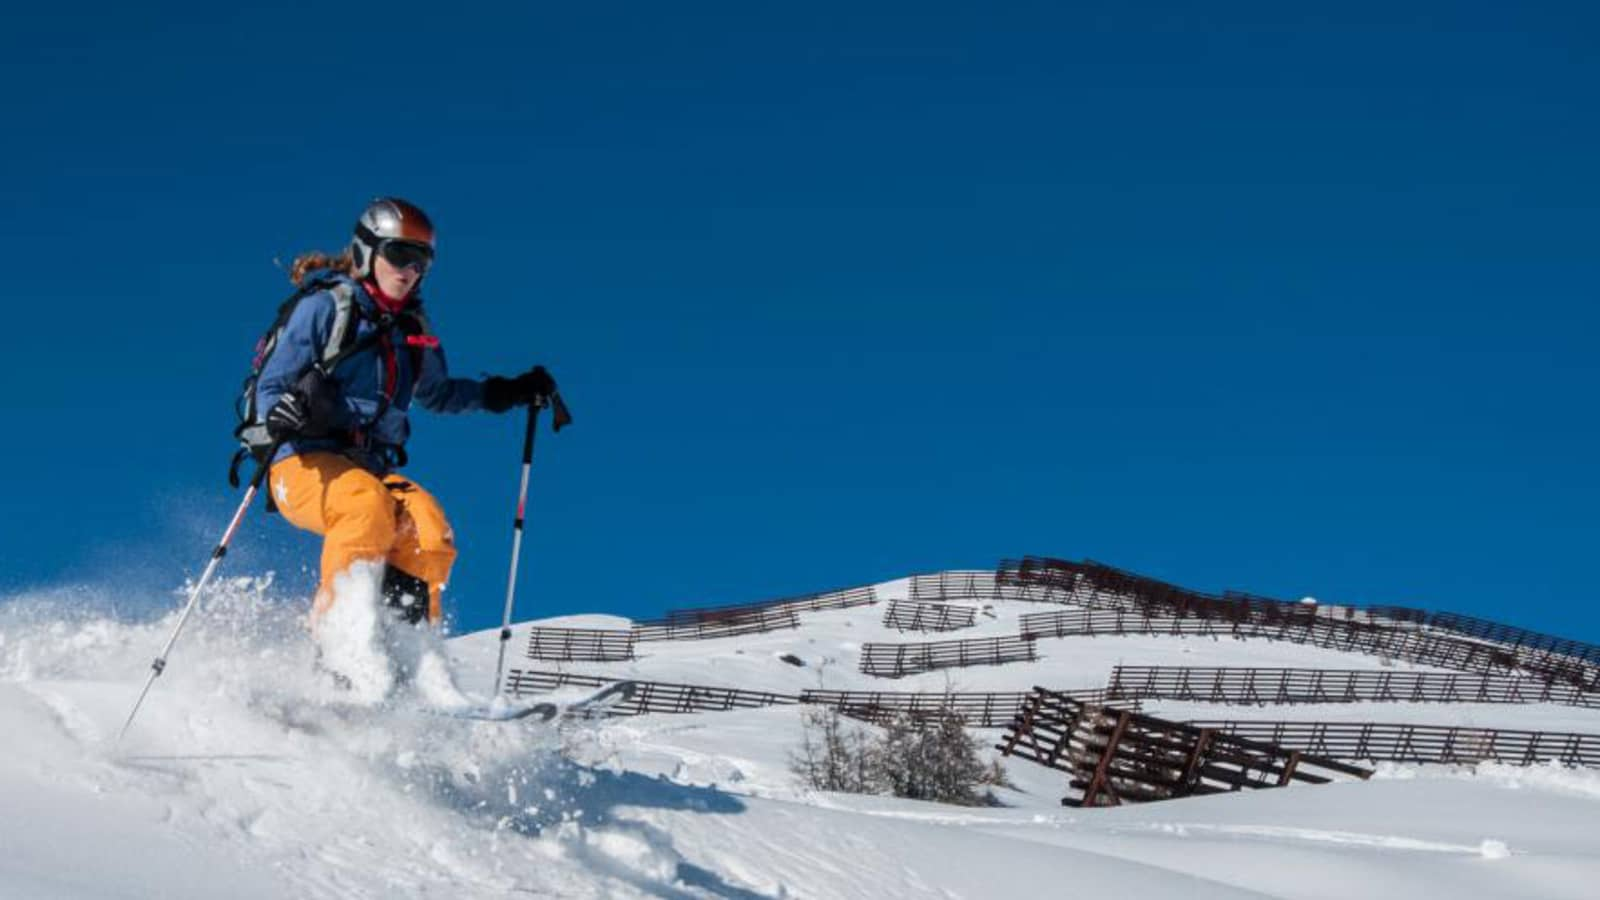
{"left": 2, "top": 574, "right": 1600, "bottom": 898}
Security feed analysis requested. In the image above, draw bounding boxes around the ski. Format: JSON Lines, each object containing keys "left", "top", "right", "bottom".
{"left": 428, "top": 680, "right": 637, "bottom": 724}
{"left": 431, "top": 700, "right": 559, "bottom": 722}
{"left": 562, "top": 679, "right": 638, "bottom": 717}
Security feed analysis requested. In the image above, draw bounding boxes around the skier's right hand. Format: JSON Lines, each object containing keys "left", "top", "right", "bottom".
{"left": 265, "top": 389, "right": 315, "bottom": 440}
{"left": 267, "top": 369, "right": 343, "bottom": 440}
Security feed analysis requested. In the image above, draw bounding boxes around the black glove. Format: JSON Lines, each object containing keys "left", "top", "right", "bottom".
{"left": 265, "top": 369, "right": 341, "bottom": 440}
{"left": 482, "top": 365, "right": 557, "bottom": 413}
{"left": 266, "top": 390, "right": 314, "bottom": 440}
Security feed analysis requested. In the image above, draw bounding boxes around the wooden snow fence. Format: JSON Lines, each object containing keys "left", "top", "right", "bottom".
{"left": 1002, "top": 556, "right": 1600, "bottom": 691}
{"left": 505, "top": 670, "right": 1129, "bottom": 727}
{"left": 506, "top": 670, "right": 1137, "bottom": 730}
{"left": 1019, "top": 608, "right": 1541, "bottom": 678}
{"left": 996, "top": 688, "right": 1372, "bottom": 807}
{"left": 996, "top": 556, "right": 1214, "bottom": 610}
{"left": 1430, "top": 612, "right": 1600, "bottom": 665}
{"left": 524, "top": 628, "right": 637, "bottom": 662}
{"left": 992, "top": 557, "right": 1096, "bottom": 604}
{"left": 504, "top": 669, "right": 800, "bottom": 715}
{"left": 1364, "top": 608, "right": 1600, "bottom": 692}
{"left": 908, "top": 570, "right": 1031, "bottom": 604}
{"left": 999, "top": 556, "right": 1373, "bottom": 623}
{"left": 632, "top": 585, "right": 878, "bottom": 641}
{"left": 859, "top": 636, "right": 1038, "bottom": 678}
{"left": 802, "top": 688, "right": 1135, "bottom": 728}
{"left": 1188, "top": 720, "right": 1600, "bottom": 768}
{"left": 1106, "top": 666, "right": 1600, "bottom": 709}
{"left": 632, "top": 605, "right": 801, "bottom": 642}
{"left": 882, "top": 599, "right": 979, "bottom": 633}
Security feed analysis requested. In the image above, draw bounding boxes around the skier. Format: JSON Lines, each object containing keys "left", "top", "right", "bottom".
{"left": 256, "top": 197, "right": 552, "bottom": 631}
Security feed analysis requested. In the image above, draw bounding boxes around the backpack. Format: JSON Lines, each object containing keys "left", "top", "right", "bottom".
{"left": 229, "top": 277, "right": 435, "bottom": 496}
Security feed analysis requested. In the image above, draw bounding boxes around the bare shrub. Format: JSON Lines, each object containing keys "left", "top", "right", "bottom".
{"left": 789, "top": 706, "right": 879, "bottom": 793}
{"left": 790, "top": 707, "right": 999, "bottom": 806}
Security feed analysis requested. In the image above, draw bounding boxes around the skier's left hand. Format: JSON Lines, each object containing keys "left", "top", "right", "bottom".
{"left": 482, "top": 365, "right": 557, "bottom": 412}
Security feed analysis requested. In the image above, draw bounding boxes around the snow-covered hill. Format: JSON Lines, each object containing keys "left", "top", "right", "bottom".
{"left": 3, "top": 573, "right": 1599, "bottom": 898}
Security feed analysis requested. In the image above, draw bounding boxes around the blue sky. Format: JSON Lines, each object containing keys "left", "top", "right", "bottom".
{"left": 1, "top": 1, "right": 1596, "bottom": 641}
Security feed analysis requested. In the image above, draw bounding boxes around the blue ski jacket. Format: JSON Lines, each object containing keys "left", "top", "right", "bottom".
{"left": 254, "top": 271, "right": 486, "bottom": 472}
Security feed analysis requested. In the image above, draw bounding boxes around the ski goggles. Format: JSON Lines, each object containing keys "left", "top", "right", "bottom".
{"left": 378, "top": 239, "right": 434, "bottom": 273}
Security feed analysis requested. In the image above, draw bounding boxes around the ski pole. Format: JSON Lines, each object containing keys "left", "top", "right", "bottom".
{"left": 492, "top": 391, "right": 568, "bottom": 697}
{"left": 118, "top": 443, "right": 280, "bottom": 743}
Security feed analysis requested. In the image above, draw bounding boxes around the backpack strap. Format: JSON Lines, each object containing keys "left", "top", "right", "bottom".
{"left": 310, "top": 284, "right": 396, "bottom": 382}
{"left": 320, "top": 282, "right": 359, "bottom": 369}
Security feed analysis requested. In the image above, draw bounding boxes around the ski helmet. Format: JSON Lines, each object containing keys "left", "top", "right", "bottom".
{"left": 350, "top": 197, "right": 436, "bottom": 279}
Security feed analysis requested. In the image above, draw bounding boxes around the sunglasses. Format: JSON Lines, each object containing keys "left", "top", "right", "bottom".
{"left": 378, "top": 240, "right": 434, "bottom": 272}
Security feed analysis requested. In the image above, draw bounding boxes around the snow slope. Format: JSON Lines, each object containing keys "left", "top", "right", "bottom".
{"left": 3, "top": 573, "right": 1599, "bottom": 898}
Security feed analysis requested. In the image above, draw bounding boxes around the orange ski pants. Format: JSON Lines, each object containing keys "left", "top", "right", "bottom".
{"left": 268, "top": 451, "right": 456, "bottom": 625}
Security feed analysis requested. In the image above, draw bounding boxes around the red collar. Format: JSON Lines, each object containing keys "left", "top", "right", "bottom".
{"left": 363, "top": 279, "right": 411, "bottom": 314}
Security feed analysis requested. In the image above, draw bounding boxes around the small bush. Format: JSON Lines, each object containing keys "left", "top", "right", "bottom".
{"left": 789, "top": 707, "right": 1001, "bottom": 806}
{"left": 789, "top": 706, "right": 877, "bottom": 793}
